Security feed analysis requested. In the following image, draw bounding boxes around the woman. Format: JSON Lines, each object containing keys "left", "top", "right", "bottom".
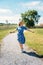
{"left": 10, "top": 21, "right": 34, "bottom": 52}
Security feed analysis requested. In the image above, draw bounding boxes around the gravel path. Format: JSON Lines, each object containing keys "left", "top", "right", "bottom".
{"left": 0, "top": 33, "right": 43, "bottom": 65}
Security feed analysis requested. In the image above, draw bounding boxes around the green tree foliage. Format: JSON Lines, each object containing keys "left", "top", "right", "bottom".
{"left": 21, "top": 10, "right": 40, "bottom": 27}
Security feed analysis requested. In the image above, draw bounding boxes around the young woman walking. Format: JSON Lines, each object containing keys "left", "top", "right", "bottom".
{"left": 10, "top": 21, "right": 34, "bottom": 52}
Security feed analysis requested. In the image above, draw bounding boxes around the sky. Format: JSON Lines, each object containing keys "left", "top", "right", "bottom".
{"left": 0, "top": 0, "right": 43, "bottom": 24}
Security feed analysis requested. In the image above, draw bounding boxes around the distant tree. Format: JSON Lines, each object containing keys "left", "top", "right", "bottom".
{"left": 21, "top": 10, "right": 40, "bottom": 27}
{"left": 5, "top": 20, "right": 9, "bottom": 28}
{"left": 0, "top": 23, "right": 4, "bottom": 26}
{"left": 40, "top": 24, "right": 43, "bottom": 27}
{"left": 6, "top": 20, "right": 8, "bottom": 24}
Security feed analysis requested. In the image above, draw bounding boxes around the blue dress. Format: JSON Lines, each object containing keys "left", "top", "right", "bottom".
{"left": 17, "top": 26, "right": 27, "bottom": 44}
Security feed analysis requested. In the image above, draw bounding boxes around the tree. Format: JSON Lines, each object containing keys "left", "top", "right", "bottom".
{"left": 6, "top": 20, "right": 8, "bottom": 24}
{"left": 5, "top": 20, "right": 9, "bottom": 28}
{"left": 21, "top": 10, "right": 40, "bottom": 27}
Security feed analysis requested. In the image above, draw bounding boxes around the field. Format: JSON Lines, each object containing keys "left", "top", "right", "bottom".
{"left": 0, "top": 25, "right": 43, "bottom": 55}
{"left": 25, "top": 28, "right": 43, "bottom": 55}
{"left": 0, "top": 24, "right": 17, "bottom": 41}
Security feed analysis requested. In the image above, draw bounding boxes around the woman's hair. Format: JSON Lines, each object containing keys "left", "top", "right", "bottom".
{"left": 19, "top": 21, "right": 23, "bottom": 26}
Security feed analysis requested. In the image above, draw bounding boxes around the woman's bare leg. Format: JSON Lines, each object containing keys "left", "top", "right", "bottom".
{"left": 19, "top": 43, "right": 23, "bottom": 50}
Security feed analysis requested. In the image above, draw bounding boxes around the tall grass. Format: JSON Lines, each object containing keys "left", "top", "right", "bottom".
{"left": 0, "top": 24, "right": 17, "bottom": 41}
{"left": 25, "top": 28, "right": 43, "bottom": 55}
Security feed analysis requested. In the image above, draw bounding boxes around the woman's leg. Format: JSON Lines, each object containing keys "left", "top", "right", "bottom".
{"left": 19, "top": 43, "right": 23, "bottom": 50}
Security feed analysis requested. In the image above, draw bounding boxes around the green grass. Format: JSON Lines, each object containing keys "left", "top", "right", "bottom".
{"left": 0, "top": 24, "right": 17, "bottom": 41}
{"left": 0, "top": 28, "right": 15, "bottom": 41}
{"left": 25, "top": 28, "right": 43, "bottom": 55}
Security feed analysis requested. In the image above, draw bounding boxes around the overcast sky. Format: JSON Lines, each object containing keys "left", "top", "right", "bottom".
{"left": 0, "top": 0, "right": 43, "bottom": 24}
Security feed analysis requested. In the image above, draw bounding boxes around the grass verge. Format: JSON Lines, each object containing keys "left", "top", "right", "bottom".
{"left": 25, "top": 28, "right": 43, "bottom": 55}
{"left": 0, "top": 28, "right": 15, "bottom": 41}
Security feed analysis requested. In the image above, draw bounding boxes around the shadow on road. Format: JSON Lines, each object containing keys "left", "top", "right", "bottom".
{"left": 23, "top": 51, "right": 43, "bottom": 58}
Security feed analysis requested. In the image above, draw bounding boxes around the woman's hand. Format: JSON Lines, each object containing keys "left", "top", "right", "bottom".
{"left": 10, "top": 29, "right": 16, "bottom": 33}
{"left": 28, "top": 29, "right": 34, "bottom": 33}
{"left": 29, "top": 31, "right": 34, "bottom": 33}
{"left": 32, "top": 31, "right": 34, "bottom": 33}
{"left": 10, "top": 31, "right": 16, "bottom": 33}
{"left": 10, "top": 32, "right": 13, "bottom": 33}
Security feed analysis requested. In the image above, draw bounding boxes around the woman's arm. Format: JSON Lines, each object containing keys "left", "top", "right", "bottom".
{"left": 27, "top": 28, "right": 34, "bottom": 33}
{"left": 10, "top": 29, "right": 17, "bottom": 33}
